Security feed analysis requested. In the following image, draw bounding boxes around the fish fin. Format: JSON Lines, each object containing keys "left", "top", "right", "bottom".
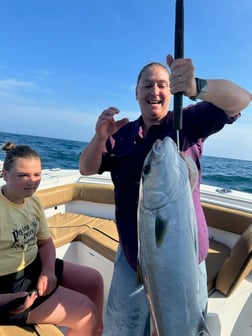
{"left": 180, "top": 152, "right": 199, "bottom": 191}
{"left": 197, "top": 316, "right": 211, "bottom": 336}
{"left": 198, "top": 331, "right": 211, "bottom": 336}
{"left": 155, "top": 216, "right": 167, "bottom": 248}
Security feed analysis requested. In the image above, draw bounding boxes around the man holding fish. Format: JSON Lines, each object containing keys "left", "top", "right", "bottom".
{"left": 79, "top": 54, "right": 251, "bottom": 335}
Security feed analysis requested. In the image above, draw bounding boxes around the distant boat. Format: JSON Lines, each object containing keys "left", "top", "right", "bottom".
{"left": 0, "top": 168, "right": 252, "bottom": 336}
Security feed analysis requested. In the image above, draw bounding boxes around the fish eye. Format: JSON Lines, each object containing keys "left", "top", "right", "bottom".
{"left": 143, "top": 164, "right": 151, "bottom": 175}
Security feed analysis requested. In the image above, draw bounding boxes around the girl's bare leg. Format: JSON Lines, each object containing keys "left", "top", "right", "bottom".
{"left": 27, "top": 286, "right": 96, "bottom": 336}
{"left": 27, "top": 261, "right": 104, "bottom": 336}
{"left": 61, "top": 261, "right": 104, "bottom": 334}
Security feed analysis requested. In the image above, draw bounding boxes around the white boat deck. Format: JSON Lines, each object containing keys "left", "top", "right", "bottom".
{"left": 207, "top": 273, "right": 252, "bottom": 335}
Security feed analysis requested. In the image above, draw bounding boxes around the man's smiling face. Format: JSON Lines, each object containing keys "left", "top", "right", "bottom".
{"left": 136, "top": 64, "right": 171, "bottom": 125}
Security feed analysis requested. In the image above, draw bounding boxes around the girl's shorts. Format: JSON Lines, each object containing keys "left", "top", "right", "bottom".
{"left": 0, "top": 254, "right": 63, "bottom": 325}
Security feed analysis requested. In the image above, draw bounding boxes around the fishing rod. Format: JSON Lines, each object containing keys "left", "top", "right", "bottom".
{"left": 173, "top": 0, "right": 184, "bottom": 151}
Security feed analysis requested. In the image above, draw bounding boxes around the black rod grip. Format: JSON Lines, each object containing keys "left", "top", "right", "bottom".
{"left": 173, "top": 0, "right": 184, "bottom": 130}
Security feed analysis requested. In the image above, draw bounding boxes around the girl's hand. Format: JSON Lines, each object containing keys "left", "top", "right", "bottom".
{"left": 10, "top": 290, "right": 38, "bottom": 314}
{"left": 37, "top": 271, "right": 57, "bottom": 297}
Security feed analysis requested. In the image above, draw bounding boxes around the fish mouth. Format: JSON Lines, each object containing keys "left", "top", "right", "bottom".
{"left": 151, "top": 139, "right": 165, "bottom": 161}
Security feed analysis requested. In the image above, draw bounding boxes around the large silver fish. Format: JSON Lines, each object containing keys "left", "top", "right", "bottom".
{"left": 137, "top": 136, "right": 210, "bottom": 336}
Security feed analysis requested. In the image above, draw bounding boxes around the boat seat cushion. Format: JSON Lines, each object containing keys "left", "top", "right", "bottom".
{"left": 77, "top": 221, "right": 119, "bottom": 262}
{"left": 206, "top": 240, "right": 231, "bottom": 292}
{"left": 215, "top": 224, "right": 252, "bottom": 296}
{"left": 0, "top": 324, "right": 63, "bottom": 336}
{"left": 48, "top": 210, "right": 247, "bottom": 295}
{"left": 37, "top": 184, "right": 252, "bottom": 298}
{"left": 37, "top": 183, "right": 114, "bottom": 209}
{"left": 48, "top": 212, "right": 116, "bottom": 248}
{"left": 202, "top": 202, "right": 252, "bottom": 235}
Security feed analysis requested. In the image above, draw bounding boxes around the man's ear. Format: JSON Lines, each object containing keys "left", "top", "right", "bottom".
{"left": 135, "top": 87, "right": 138, "bottom": 100}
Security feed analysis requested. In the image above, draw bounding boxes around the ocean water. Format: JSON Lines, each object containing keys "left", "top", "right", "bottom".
{"left": 0, "top": 131, "right": 251, "bottom": 194}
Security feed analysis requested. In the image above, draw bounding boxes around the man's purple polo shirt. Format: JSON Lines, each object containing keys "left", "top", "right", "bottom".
{"left": 99, "top": 102, "right": 238, "bottom": 270}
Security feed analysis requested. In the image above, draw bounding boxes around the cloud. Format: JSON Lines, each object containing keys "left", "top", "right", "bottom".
{"left": 0, "top": 77, "right": 55, "bottom": 98}
{"left": 0, "top": 77, "right": 251, "bottom": 160}
{"left": 30, "top": 69, "right": 51, "bottom": 81}
{"left": 0, "top": 100, "right": 98, "bottom": 141}
{"left": 0, "top": 79, "right": 35, "bottom": 90}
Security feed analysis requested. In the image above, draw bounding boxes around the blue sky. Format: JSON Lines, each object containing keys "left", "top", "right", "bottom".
{"left": 0, "top": 0, "right": 251, "bottom": 160}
